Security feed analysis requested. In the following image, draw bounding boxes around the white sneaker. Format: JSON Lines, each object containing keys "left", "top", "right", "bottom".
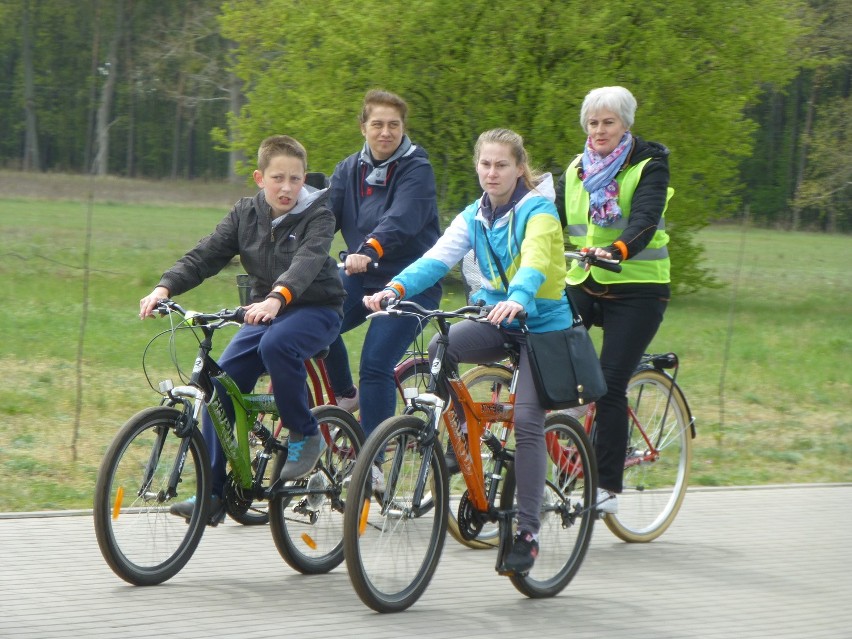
{"left": 336, "top": 387, "right": 359, "bottom": 413}
{"left": 371, "top": 464, "right": 386, "bottom": 493}
{"left": 596, "top": 487, "right": 619, "bottom": 514}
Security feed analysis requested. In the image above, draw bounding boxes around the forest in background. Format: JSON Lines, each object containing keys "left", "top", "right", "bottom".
{"left": 1, "top": 0, "right": 850, "bottom": 291}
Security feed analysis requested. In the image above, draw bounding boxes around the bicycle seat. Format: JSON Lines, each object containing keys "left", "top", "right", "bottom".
{"left": 650, "top": 353, "right": 678, "bottom": 370}
{"left": 312, "top": 347, "right": 330, "bottom": 360}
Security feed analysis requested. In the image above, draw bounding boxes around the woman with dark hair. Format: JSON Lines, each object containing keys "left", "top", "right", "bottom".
{"left": 325, "top": 89, "right": 442, "bottom": 490}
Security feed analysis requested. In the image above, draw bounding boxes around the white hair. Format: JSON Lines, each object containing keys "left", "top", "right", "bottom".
{"left": 579, "top": 86, "right": 637, "bottom": 130}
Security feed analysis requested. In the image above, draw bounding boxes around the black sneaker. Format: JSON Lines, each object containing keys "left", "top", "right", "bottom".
{"left": 444, "top": 439, "right": 461, "bottom": 475}
{"left": 169, "top": 494, "right": 226, "bottom": 527}
{"left": 503, "top": 530, "right": 539, "bottom": 574}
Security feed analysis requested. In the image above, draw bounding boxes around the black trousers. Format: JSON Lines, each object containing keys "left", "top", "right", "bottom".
{"left": 567, "top": 281, "right": 669, "bottom": 492}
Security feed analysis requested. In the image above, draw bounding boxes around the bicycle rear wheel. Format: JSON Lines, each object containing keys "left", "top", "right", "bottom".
{"left": 268, "top": 406, "right": 364, "bottom": 574}
{"left": 343, "top": 414, "right": 448, "bottom": 613}
{"left": 93, "top": 406, "right": 211, "bottom": 585}
{"left": 393, "top": 355, "right": 431, "bottom": 415}
{"left": 604, "top": 368, "right": 692, "bottom": 542}
{"left": 506, "top": 413, "right": 596, "bottom": 598}
{"left": 446, "top": 364, "right": 514, "bottom": 549}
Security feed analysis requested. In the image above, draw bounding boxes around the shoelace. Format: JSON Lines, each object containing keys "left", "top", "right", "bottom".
{"left": 288, "top": 439, "right": 305, "bottom": 461}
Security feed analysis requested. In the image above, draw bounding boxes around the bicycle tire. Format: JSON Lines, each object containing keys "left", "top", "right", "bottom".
{"left": 506, "top": 413, "right": 596, "bottom": 598}
{"left": 393, "top": 356, "right": 431, "bottom": 415}
{"left": 93, "top": 406, "right": 212, "bottom": 586}
{"left": 604, "top": 368, "right": 692, "bottom": 542}
{"left": 446, "top": 364, "right": 514, "bottom": 550}
{"left": 343, "top": 414, "right": 449, "bottom": 613}
{"left": 268, "top": 406, "right": 365, "bottom": 574}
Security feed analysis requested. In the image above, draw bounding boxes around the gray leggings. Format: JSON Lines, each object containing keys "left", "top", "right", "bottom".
{"left": 428, "top": 321, "right": 546, "bottom": 535}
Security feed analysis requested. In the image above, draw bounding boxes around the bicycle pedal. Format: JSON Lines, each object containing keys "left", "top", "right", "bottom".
{"left": 496, "top": 564, "right": 527, "bottom": 577}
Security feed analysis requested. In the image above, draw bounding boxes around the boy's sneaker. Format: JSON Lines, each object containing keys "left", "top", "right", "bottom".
{"left": 281, "top": 432, "right": 328, "bottom": 481}
{"left": 336, "top": 387, "right": 359, "bottom": 413}
{"left": 371, "top": 463, "right": 386, "bottom": 493}
{"left": 596, "top": 487, "right": 619, "bottom": 514}
{"left": 169, "top": 494, "right": 226, "bottom": 526}
{"left": 503, "top": 530, "right": 539, "bottom": 574}
{"left": 444, "top": 440, "right": 461, "bottom": 475}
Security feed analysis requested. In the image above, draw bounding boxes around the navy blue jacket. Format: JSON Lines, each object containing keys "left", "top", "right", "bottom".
{"left": 328, "top": 143, "right": 442, "bottom": 297}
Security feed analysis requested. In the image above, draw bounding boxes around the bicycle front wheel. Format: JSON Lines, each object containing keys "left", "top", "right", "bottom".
{"left": 268, "top": 406, "right": 364, "bottom": 574}
{"left": 604, "top": 368, "right": 693, "bottom": 542}
{"left": 93, "top": 406, "right": 211, "bottom": 585}
{"left": 507, "top": 413, "right": 596, "bottom": 598}
{"left": 343, "top": 414, "right": 449, "bottom": 613}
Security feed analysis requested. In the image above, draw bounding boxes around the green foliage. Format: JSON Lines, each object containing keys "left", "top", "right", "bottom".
{"left": 217, "top": 0, "right": 811, "bottom": 294}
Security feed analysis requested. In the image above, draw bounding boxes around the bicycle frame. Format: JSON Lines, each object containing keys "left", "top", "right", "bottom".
{"left": 401, "top": 313, "right": 518, "bottom": 516}
{"left": 162, "top": 321, "right": 277, "bottom": 492}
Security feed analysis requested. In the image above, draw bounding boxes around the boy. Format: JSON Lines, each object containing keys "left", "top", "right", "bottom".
{"left": 139, "top": 135, "right": 345, "bottom": 524}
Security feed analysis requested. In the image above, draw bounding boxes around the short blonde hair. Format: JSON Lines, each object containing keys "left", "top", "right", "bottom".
{"left": 257, "top": 135, "right": 307, "bottom": 172}
{"left": 579, "top": 86, "right": 637, "bottom": 130}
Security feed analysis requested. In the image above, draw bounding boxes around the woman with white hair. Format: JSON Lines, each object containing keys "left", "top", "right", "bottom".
{"left": 555, "top": 86, "right": 674, "bottom": 515}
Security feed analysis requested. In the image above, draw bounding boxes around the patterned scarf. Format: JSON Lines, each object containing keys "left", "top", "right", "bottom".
{"left": 360, "top": 135, "right": 414, "bottom": 186}
{"left": 581, "top": 132, "right": 632, "bottom": 227}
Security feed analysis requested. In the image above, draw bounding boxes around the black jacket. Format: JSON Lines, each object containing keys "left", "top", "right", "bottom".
{"left": 158, "top": 189, "right": 345, "bottom": 316}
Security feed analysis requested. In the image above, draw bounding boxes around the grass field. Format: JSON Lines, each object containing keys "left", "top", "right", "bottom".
{"left": 1, "top": 184, "right": 851, "bottom": 511}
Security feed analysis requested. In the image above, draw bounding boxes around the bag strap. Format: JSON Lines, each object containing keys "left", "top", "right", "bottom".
{"left": 483, "top": 222, "right": 584, "bottom": 328}
{"left": 482, "top": 229, "right": 510, "bottom": 290}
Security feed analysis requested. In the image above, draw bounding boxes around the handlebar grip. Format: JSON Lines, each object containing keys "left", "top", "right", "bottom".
{"left": 379, "top": 296, "right": 398, "bottom": 310}
{"left": 338, "top": 251, "right": 379, "bottom": 270}
{"left": 234, "top": 307, "right": 247, "bottom": 323}
{"left": 592, "top": 258, "right": 622, "bottom": 273}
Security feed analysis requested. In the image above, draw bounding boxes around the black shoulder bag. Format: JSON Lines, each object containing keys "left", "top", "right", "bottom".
{"left": 482, "top": 231, "right": 606, "bottom": 409}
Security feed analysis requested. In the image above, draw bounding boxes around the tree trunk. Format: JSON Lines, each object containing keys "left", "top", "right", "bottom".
{"left": 92, "top": 0, "right": 125, "bottom": 176}
{"left": 170, "top": 73, "right": 185, "bottom": 180}
{"left": 124, "top": 0, "right": 135, "bottom": 176}
{"left": 227, "top": 41, "right": 245, "bottom": 183}
{"left": 791, "top": 70, "right": 821, "bottom": 231}
{"left": 21, "top": 0, "right": 41, "bottom": 171}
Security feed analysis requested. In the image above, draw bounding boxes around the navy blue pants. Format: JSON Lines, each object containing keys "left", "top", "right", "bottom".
{"left": 202, "top": 305, "right": 341, "bottom": 497}
{"left": 325, "top": 267, "right": 439, "bottom": 437}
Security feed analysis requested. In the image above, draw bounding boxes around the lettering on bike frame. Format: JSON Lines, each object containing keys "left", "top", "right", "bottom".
{"left": 205, "top": 373, "right": 254, "bottom": 487}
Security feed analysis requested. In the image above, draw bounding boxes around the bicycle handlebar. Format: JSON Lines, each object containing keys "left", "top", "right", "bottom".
{"left": 565, "top": 250, "right": 622, "bottom": 273}
{"left": 156, "top": 299, "right": 246, "bottom": 325}
{"left": 379, "top": 298, "right": 530, "bottom": 323}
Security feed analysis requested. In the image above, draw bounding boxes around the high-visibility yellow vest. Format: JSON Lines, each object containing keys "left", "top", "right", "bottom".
{"left": 565, "top": 156, "right": 673, "bottom": 284}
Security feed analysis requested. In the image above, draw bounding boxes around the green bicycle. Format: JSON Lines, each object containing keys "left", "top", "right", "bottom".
{"left": 93, "top": 299, "right": 364, "bottom": 586}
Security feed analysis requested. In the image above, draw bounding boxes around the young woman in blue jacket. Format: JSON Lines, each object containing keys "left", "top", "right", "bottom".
{"left": 365, "top": 128, "right": 571, "bottom": 574}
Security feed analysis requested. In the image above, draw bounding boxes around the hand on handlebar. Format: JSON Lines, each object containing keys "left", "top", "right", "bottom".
{"left": 363, "top": 288, "right": 398, "bottom": 312}
{"left": 486, "top": 300, "right": 524, "bottom": 326}
{"left": 241, "top": 298, "right": 281, "bottom": 325}
{"left": 139, "top": 286, "right": 170, "bottom": 319}
{"left": 565, "top": 248, "right": 622, "bottom": 273}
{"left": 340, "top": 252, "right": 378, "bottom": 275}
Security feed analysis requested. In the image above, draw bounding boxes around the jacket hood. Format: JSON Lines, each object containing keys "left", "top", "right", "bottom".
{"left": 533, "top": 172, "right": 555, "bottom": 203}
{"left": 630, "top": 137, "right": 669, "bottom": 165}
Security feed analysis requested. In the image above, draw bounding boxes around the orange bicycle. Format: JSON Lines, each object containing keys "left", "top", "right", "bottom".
{"left": 342, "top": 300, "right": 597, "bottom": 612}
{"left": 449, "top": 250, "right": 696, "bottom": 545}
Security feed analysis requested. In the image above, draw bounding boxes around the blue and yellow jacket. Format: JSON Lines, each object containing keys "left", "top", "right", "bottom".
{"left": 389, "top": 174, "right": 571, "bottom": 333}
